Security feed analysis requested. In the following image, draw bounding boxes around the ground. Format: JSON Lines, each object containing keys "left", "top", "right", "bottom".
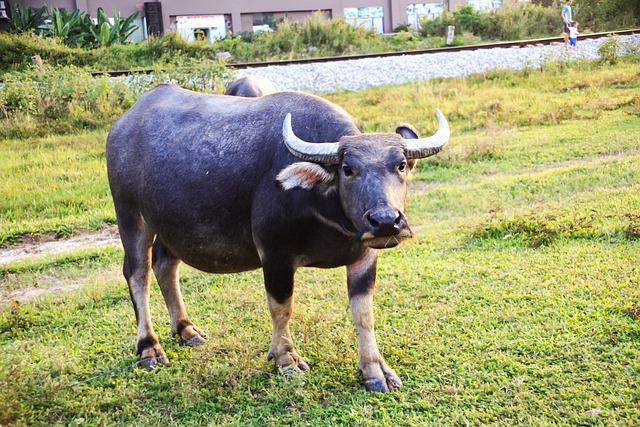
{"left": 0, "top": 227, "right": 121, "bottom": 302}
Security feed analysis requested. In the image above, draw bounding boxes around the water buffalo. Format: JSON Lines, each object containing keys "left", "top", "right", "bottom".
{"left": 224, "top": 75, "right": 277, "bottom": 97}
{"left": 106, "top": 84, "right": 449, "bottom": 392}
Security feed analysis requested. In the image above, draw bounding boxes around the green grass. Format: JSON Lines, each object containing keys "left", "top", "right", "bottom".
{"left": 0, "top": 130, "right": 115, "bottom": 246}
{"left": 1, "top": 56, "right": 639, "bottom": 426}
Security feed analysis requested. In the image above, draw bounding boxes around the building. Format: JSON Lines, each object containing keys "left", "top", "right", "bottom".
{"left": 2, "top": 0, "right": 504, "bottom": 40}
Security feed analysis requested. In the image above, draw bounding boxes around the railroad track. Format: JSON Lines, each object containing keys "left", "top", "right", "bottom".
{"left": 94, "top": 29, "right": 639, "bottom": 78}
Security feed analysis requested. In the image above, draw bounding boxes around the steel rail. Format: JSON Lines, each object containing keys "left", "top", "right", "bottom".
{"left": 92, "top": 29, "right": 639, "bottom": 77}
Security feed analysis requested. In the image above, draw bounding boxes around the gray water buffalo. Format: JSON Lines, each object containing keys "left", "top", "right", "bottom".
{"left": 106, "top": 84, "right": 449, "bottom": 392}
{"left": 224, "top": 75, "right": 277, "bottom": 97}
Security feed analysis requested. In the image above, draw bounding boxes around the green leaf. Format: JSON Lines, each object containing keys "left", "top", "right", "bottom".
{"left": 98, "top": 21, "right": 111, "bottom": 46}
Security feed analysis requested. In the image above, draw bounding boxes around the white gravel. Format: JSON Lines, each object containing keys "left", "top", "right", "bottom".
{"left": 235, "top": 34, "right": 640, "bottom": 94}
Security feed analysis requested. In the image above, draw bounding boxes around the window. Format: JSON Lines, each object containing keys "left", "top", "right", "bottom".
{"left": 252, "top": 12, "right": 275, "bottom": 33}
{"left": 407, "top": 3, "right": 444, "bottom": 28}
{"left": 467, "top": 0, "right": 502, "bottom": 11}
{"left": 175, "top": 15, "right": 227, "bottom": 42}
{"left": 343, "top": 6, "right": 384, "bottom": 33}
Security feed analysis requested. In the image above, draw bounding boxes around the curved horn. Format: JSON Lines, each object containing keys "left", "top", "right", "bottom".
{"left": 282, "top": 113, "right": 341, "bottom": 164}
{"left": 404, "top": 109, "right": 450, "bottom": 159}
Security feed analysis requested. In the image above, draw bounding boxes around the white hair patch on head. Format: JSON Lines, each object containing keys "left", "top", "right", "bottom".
{"left": 276, "top": 162, "right": 336, "bottom": 195}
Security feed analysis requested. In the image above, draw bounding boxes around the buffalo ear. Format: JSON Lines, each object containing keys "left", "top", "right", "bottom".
{"left": 395, "top": 124, "right": 419, "bottom": 172}
{"left": 276, "top": 162, "right": 338, "bottom": 195}
{"left": 395, "top": 123, "right": 419, "bottom": 139}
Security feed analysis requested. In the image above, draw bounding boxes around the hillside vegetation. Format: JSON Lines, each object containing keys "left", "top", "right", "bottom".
{"left": 0, "top": 51, "right": 639, "bottom": 425}
{"left": 2, "top": 1, "right": 639, "bottom": 74}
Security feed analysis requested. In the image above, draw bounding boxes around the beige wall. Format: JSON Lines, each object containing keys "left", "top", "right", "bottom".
{"left": 18, "top": 0, "right": 140, "bottom": 17}
{"left": 13, "top": 0, "right": 470, "bottom": 35}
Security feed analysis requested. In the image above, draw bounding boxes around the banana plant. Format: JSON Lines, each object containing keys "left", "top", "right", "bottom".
{"left": 6, "top": 3, "right": 48, "bottom": 33}
{"left": 110, "top": 6, "right": 140, "bottom": 44}
{"left": 48, "top": 8, "right": 82, "bottom": 39}
{"left": 89, "top": 6, "right": 139, "bottom": 47}
{"left": 76, "top": 13, "right": 98, "bottom": 48}
{"left": 96, "top": 21, "right": 112, "bottom": 47}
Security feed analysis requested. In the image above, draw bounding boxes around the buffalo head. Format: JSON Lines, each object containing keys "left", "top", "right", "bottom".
{"left": 277, "top": 111, "right": 450, "bottom": 249}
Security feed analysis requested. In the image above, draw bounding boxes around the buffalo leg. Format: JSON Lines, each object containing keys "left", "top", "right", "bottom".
{"left": 347, "top": 249, "right": 403, "bottom": 392}
{"left": 117, "top": 205, "right": 167, "bottom": 369}
{"left": 152, "top": 240, "right": 208, "bottom": 346}
{"left": 263, "top": 265, "right": 309, "bottom": 371}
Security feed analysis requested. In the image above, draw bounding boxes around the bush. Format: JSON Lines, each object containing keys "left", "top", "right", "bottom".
{"left": 0, "top": 31, "right": 227, "bottom": 74}
{"left": 571, "top": 0, "right": 640, "bottom": 32}
{"left": 214, "top": 11, "right": 387, "bottom": 61}
{"left": 5, "top": 3, "right": 47, "bottom": 34}
{"left": 0, "top": 32, "right": 98, "bottom": 73}
{"left": 420, "top": 3, "right": 568, "bottom": 41}
{"left": 144, "top": 30, "right": 220, "bottom": 62}
{"left": 5, "top": 3, "right": 140, "bottom": 48}
{"left": 597, "top": 34, "right": 622, "bottom": 64}
{"left": 0, "top": 59, "right": 231, "bottom": 138}
{"left": 0, "top": 67, "right": 127, "bottom": 137}
{"left": 418, "top": 13, "right": 456, "bottom": 38}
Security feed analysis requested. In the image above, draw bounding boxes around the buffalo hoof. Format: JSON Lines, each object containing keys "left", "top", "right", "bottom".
{"left": 140, "top": 355, "right": 169, "bottom": 370}
{"left": 279, "top": 365, "right": 305, "bottom": 375}
{"left": 268, "top": 350, "right": 310, "bottom": 372}
{"left": 363, "top": 376, "right": 403, "bottom": 392}
{"left": 294, "top": 358, "right": 310, "bottom": 371}
{"left": 177, "top": 324, "right": 208, "bottom": 346}
{"left": 139, "top": 345, "right": 169, "bottom": 370}
{"left": 359, "top": 367, "right": 403, "bottom": 392}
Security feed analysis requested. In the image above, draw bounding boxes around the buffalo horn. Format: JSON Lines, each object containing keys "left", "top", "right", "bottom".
{"left": 282, "top": 113, "right": 341, "bottom": 164}
{"left": 404, "top": 109, "right": 450, "bottom": 159}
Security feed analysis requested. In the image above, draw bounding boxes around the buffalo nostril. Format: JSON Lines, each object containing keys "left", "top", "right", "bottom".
{"left": 367, "top": 213, "right": 380, "bottom": 228}
{"left": 367, "top": 210, "right": 402, "bottom": 231}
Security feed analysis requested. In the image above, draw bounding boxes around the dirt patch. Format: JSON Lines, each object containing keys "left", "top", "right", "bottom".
{"left": 0, "top": 227, "right": 123, "bottom": 303}
{"left": 0, "top": 226, "right": 121, "bottom": 267}
{"left": 7, "top": 277, "right": 85, "bottom": 302}
{"left": 3, "top": 268, "right": 122, "bottom": 302}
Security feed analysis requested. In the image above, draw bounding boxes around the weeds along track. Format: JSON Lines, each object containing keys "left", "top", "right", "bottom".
{"left": 93, "top": 29, "right": 639, "bottom": 78}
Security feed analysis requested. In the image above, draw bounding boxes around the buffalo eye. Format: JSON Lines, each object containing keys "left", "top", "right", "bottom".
{"left": 397, "top": 160, "right": 407, "bottom": 172}
{"left": 342, "top": 164, "right": 354, "bottom": 177}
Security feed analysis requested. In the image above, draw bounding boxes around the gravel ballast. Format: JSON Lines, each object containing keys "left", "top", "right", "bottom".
{"left": 235, "top": 34, "right": 640, "bottom": 94}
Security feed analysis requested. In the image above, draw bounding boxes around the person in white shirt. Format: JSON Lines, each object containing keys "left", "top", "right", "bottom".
{"left": 569, "top": 22, "right": 579, "bottom": 49}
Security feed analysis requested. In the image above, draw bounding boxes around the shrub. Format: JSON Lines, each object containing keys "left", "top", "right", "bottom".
{"left": 5, "top": 3, "right": 47, "bottom": 34}
{"left": 48, "top": 7, "right": 84, "bottom": 44}
{"left": 572, "top": 0, "right": 640, "bottom": 32}
{"left": 0, "top": 59, "right": 231, "bottom": 138}
{"left": 86, "top": 6, "right": 140, "bottom": 48}
{"left": 420, "top": 3, "right": 564, "bottom": 41}
{"left": 0, "top": 31, "right": 224, "bottom": 74}
{"left": 598, "top": 34, "right": 622, "bottom": 64}
{"left": 5, "top": 3, "right": 140, "bottom": 49}
{"left": 0, "top": 32, "right": 98, "bottom": 73}
{"left": 214, "top": 11, "right": 387, "bottom": 61}
{"left": 418, "top": 12, "right": 456, "bottom": 38}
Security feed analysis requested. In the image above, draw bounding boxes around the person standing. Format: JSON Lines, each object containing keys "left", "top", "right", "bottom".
{"left": 562, "top": 0, "right": 574, "bottom": 48}
{"left": 569, "top": 22, "right": 579, "bottom": 49}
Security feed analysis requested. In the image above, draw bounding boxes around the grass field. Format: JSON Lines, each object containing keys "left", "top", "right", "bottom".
{"left": 1, "top": 55, "right": 639, "bottom": 426}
